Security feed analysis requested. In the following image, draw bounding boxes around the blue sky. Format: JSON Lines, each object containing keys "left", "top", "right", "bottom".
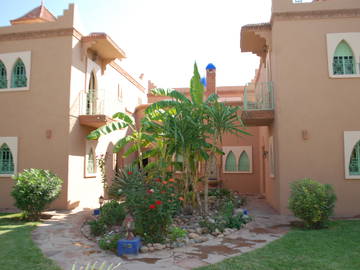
{"left": 1, "top": 0, "right": 271, "bottom": 87}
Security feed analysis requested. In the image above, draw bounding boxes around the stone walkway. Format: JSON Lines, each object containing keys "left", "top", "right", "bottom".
{"left": 32, "top": 196, "right": 296, "bottom": 270}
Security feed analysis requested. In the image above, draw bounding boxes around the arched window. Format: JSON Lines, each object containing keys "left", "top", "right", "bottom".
{"left": 11, "top": 58, "right": 27, "bottom": 88}
{"left": 0, "top": 61, "right": 7, "bottom": 89}
{"left": 0, "top": 143, "right": 14, "bottom": 174}
{"left": 333, "top": 41, "right": 355, "bottom": 75}
{"left": 238, "top": 151, "right": 250, "bottom": 171}
{"left": 225, "top": 151, "right": 236, "bottom": 172}
{"left": 87, "top": 148, "right": 96, "bottom": 174}
{"left": 87, "top": 71, "right": 97, "bottom": 115}
{"left": 349, "top": 141, "right": 360, "bottom": 175}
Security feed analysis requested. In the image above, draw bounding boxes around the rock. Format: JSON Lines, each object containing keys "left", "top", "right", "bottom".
{"left": 188, "top": 228, "right": 196, "bottom": 233}
{"left": 149, "top": 247, "right": 155, "bottom": 252}
{"left": 195, "top": 228, "right": 203, "bottom": 234}
{"left": 146, "top": 243, "right": 153, "bottom": 248}
{"left": 200, "top": 236, "right": 209, "bottom": 242}
{"left": 140, "top": 247, "right": 149, "bottom": 253}
{"left": 202, "top": 227, "right": 209, "bottom": 234}
{"left": 188, "top": 233, "right": 200, "bottom": 239}
{"left": 217, "top": 234, "right": 224, "bottom": 238}
{"left": 153, "top": 243, "right": 164, "bottom": 250}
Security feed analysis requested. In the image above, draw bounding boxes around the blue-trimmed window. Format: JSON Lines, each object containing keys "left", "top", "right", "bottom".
{"left": 0, "top": 61, "right": 7, "bottom": 89}
{"left": 0, "top": 143, "right": 14, "bottom": 174}
{"left": 11, "top": 59, "right": 27, "bottom": 88}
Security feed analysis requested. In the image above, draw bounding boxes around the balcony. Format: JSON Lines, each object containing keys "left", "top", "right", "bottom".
{"left": 79, "top": 89, "right": 114, "bottom": 128}
{"left": 241, "top": 82, "right": 275, "bottom": 126}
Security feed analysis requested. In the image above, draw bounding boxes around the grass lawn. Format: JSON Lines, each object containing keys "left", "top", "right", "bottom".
{"left": 0, "top": 213, "right": 61, "bottom": 270}
{"left": 197, "top": 220, "right": 360, "bottom": 270}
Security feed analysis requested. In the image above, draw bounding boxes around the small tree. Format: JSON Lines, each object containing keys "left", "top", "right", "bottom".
{"left": 11, "top": 168, "right": 63, "bottom": 220}
{"left": 288, "top": 178, "right": 336, "bottom": 229}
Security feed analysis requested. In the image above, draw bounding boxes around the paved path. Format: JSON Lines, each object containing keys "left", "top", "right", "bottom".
{"left": 32, "top": 197, "right": 296, "bottom": 270}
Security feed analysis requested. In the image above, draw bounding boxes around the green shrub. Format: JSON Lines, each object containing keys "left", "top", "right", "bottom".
{"left": 98, "top": 233, "right": 122, "bottom": 251}
{"left": 11, "top": 168, "right": 63, "bottom": 221}
{"left": 168, "top": 226, "right": 187, "bottom": 242}
{"left": 88, "top": 219, "right": 107, "bottom": 236}
{"left": 288, "top": 178, "right": 337, "bottom": 229}
{"left": 100, "top": 200, "right": 126, "bottom": 227}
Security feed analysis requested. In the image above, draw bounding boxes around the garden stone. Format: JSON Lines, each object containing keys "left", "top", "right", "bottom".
{"left": 149, "top": 247, "right": 154, "bottom": 252}
{"left": 217, "top": 234, "right": 224, "bottom": 238}
{"left": 153, "top": 243, "right": 164, "bottom": 250}
{"left": 200, "top": 236, "right": 209, "bottom": 242}
{"left": 188, "top": 233, "right": 200, "bottom": 239}
{"left": 195, "top": 227, "right": 203, "bottom": 234}
{"left": 140, "top": 247, "right": 149, "bottom": 253}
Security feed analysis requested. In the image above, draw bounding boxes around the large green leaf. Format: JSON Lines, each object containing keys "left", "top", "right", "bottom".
{"left": 86, "top": 121, "right": 128, "bottom": 140}
{"left": 190, "top": 62, "right": 204, "bottom": 105}
{"left": 113, "top": 136, "right": 133, "bottom": 152}
{"left": 112, "top": 112, "right": 134, "bottom": 125}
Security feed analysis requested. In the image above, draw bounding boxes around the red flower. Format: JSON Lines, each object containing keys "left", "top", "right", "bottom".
{"left": 155, "top": 178, "right": 161, "bottom": 182}
{"left": 160, "top": 190, "right": 166, "bottom": 194}
{"left": 168, "top": 178, "right": 176, "bottom": 183}
{"left": 155, "top": 200, "right": 162, "bottom": 205}
{"left": 127, "top": 171, "right": 133, "bottom": 175}
{"left": 179, "top": 197, "right": 184, "bottom": 201}
{"left": 147, "top": 189, "right": 154, "bottom": 194}
{"left": 162, "top": 181, "right": 168, "bottom": 185}
{"left": 149, "top": 204, "right": 156, "bottom": 209}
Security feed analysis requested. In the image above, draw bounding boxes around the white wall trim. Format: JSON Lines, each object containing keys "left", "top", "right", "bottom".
{"left": 326, "top": 33, "right": 360, "bottom": 78}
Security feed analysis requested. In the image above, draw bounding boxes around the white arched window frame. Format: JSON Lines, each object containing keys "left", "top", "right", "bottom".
{"left": 85, "top": 140, "right": 97, "bottom": 178}
{"left": 327, "top": 33, "right": 360, "bottom": 78}
{"left": 0, "top": 137, "right": 18, "bottom": 177}
{"left": 344, "top": 131, "right": 360, "bottom": 179}
{"left": 0, "top": 51, "right": 31, "bottom": 91}
{"left": 222, "top": 146, "right": 253, "bottom": 173}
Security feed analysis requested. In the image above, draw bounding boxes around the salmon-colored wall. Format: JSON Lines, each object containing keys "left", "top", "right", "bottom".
{"left": 220, "top": 127, "right": 261, "bottom": 193}
{"left": 0, "top": 35, "right": 73, "bottom": 209}
{"left": 271, "top": 12, "right": 360, "bottom": 216}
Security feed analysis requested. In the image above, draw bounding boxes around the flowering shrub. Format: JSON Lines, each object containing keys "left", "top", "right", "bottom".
{"left": 109, "top": 166, "right": 182, "bottom": 243}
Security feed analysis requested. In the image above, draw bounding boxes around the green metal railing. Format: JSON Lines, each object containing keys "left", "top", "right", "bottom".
{"left": 243, "top": 81, "right": 274, "bottom": 111}
{"left": 81, "top": 89, "right": 105, "bottom": 115}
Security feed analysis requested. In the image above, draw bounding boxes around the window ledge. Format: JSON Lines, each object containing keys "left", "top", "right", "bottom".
{"left": 330, "top": 74, "right": 360, "bottom": 79}
{"left": 0, "top": 87, "right": 29, "bottom": 92}
{"left": 0, "top": 174, "right": 14, "bottom": 178}
{"left": 223, "top": 171, "right": 253, "bottom": 174}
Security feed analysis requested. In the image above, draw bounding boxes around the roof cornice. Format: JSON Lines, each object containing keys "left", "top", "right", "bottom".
{"left": 0, "top": 28, "right": 82, "bottom": 42}
{"left": 272, "top": 8, "right": 360, "bottom": 21}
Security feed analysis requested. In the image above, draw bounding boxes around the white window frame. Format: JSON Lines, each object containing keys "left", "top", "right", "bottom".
{"left": 0, "top": 137, "right": 18, "bottom": 177}
{"left": 344, "top": 131, "right": 360, "bottom": 179}
{"left": 222, "top": 146, "right": 253, "bottom": 174}
{"left": 326, "top": 33, "right": 360, "bottom": 78}
{"left": 0, "top": 51, "right": 31, "bottom": 92}
{"left": 85, "top": 140, "right": 97, "bottom": 178}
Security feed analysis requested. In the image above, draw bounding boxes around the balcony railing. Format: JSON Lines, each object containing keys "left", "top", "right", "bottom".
{"left": 80, "top": 89, "right": 105, "bottom": 115}
{"left": 243, "top": 82, "right": 274, "bottom": 111}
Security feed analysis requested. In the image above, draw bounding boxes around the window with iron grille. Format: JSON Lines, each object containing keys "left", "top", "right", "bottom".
{"left": 349, "top": 141, "right": 360, "bottom": 175}
{"left": 0, "top": 143, "right": 14, "bottom": 175}
{"left": 333, "top": 41, "right": 355, "bottom": 75}
{"left": 11, "top": 59, "right": 27, "bottom": 88}
{"left": 0, "top": 61, "right": 7, "bottom": 89}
